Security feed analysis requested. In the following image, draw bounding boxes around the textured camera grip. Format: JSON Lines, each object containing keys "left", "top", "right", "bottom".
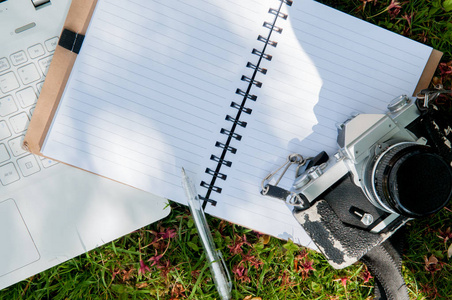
{"left": 293, "top": 200, "right": 385, "bottom": 269}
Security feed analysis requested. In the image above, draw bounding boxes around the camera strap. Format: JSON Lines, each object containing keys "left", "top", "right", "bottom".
{"left": 360, "top": 228, "right": 409, "bottom": 300}
{"left": 413, "top": 88, "right": 452, "bottom": 163}
{"left": 260, "top": 153, "right": 310, "bottom": 208}
{"left": 292, "top": 199, "right": 410, "bottom": 300}
{"left": 260, "top": 151, "right": 329, "bottom": 209}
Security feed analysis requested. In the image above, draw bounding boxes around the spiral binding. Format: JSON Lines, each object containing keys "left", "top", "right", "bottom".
{"left": 231, "top": 101, "right": 252, "bottom": 114}
{"left": 246, "top": 62, "right": 267, "bottom": 74}
{"left": 241, "top": 75, "right": 262, "bottom": 88}
{"left": 210, "top": 154, "right": 233, "bottom": 167}
{"left": 252, "top": 48, "right": 272, "bottom": 61}
{"left": 235, "top": 88, "right": 257, "bottom": 101}
{"left": 220, "top": 128, "right": 242, "bottom": 141}
{"left": 215, "top": 141, "right": 237, "bottom": 154}
{"left": 205, "top": 168, "right": 227, "bottom": 180}
{"left": 263, "top": 22, "right": 283, "bottom": 33}
{"left": 258, "top": 35, "right": 278, "bottom": 47}
{"left": 200, "top": 0, "right": 292, "bottom": 207}
{"left": 200, "top": 181, "right": 222, "bottom": 193}
{"left": 269, "top": 8, "right": 288, "bottom": 20}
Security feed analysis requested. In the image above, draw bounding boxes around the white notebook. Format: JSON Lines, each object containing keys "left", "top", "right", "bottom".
{"left": 26, "top": 0, "right": 439, "bottom": 248}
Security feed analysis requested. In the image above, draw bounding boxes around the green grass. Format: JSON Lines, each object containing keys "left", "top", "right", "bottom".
{"left": 0, "top": 204, "right": 452, "bottom": 299}
{"left": 319, "top": 0, "right": 452, "bottom": 59}
{"left": 2, "top": 203, "right": 451, "bottom": 299}
{"left": 2, "top": 0, "right": 452, "bottom": 299}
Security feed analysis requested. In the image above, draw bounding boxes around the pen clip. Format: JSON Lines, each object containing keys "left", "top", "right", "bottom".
{"left": 217, "top": 249, "right": 232, "bottom": 292}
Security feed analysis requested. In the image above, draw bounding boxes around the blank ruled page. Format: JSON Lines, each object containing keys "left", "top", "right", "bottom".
{"left": 41, "top": 0, "right": 435, "bottom": 248}
{"left": 42, "top": 0, "right": 272, "bottom": 203}
{"left": 205, "top": 0, "right": 433, "bottom": 246}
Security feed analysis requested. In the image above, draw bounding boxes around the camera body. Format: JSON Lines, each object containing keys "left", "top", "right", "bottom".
{"left": 293, "top": 95, "right": 452, "bottom": 234}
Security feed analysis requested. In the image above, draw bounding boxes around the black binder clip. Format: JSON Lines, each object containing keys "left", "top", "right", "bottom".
{"left": 58, "top": 28, "right": 85, "bottom": 54}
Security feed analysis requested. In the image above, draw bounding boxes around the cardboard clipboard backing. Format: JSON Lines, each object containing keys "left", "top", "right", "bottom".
{"left": 414, "top": 49, "right": 443, "bottom": 95}
{"left": 23, "top": 0, "right": 98, "bottom": 155}
{"left": 23, "top": 0, "right": 443, "bottom": 156}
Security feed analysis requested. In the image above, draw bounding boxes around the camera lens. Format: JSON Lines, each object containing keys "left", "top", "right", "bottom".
{"left": 372, "top": 143, "right": 452, "bottom": 217}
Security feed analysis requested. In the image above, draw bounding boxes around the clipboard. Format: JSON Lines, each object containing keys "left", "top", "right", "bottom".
{"left": 23, "top": 0, "right": 444, "bottom": 156}
{"left": 24, "top": 0, "right": 98, "bottom": 155}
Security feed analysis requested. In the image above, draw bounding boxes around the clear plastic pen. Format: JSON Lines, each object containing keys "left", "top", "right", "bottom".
{"left": 181, "top": 168, "right": 232, "bottom": 300}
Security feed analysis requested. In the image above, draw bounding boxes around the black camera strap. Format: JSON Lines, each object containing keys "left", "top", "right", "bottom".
{"left": 293, "top": 199, "right": 410, "bottom": 300}
{"left": 360, "top": 228, "right": 409, "bottom": 300}
{"left": 412, "top": 89, "right": 452, "bottom": 163}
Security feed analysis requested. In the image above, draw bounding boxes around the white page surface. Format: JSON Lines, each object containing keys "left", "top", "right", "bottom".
{"left": 205, "top": 0, "right": 433, "bottom": 246}
{"left": 42, "top": 0, "right": 433, "bottom": 248}
{"left": 43, "top": 0, "right": 273, "bottom": 203}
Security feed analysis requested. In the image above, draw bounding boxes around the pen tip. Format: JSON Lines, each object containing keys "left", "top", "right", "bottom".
{"left": 181, "top": 167, "right": 186, "bottom": 176}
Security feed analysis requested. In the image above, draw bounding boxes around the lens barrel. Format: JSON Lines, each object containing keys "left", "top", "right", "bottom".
{"left": 372, "top": 143, "right": 452, "bottom": 217}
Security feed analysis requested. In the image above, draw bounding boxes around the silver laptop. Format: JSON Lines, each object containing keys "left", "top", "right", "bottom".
{"left": 0, "top": 0, "right": 171, "bottom": 290}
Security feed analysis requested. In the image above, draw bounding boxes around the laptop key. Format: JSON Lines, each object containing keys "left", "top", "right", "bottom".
{"left": 17, "top": 155, "right": 40, "bottom": 176}
{"left": 36, "top": 81, "right": 44, "bottom": 94}
{"left": 0, "top": 72, "right": 20, "bottom": 93}
{"left": 0, "top": 144, "right": 10, "bottom": 164}
{"left": 8, "top": 135, "right": 26, "bottom": 157}
{"left": 27, "top": 44, "right": 45, "bottom": 59}
{"left": 0, "top": 95, "right": 18, "bottom": 116}
{"left": 10, "top": 51, "right": 28, "bottom": 66}
{"left": 44, "top": 37, "right": 59, "bottom": 52}
{"left": 40, "top": 156, "right": 58, "bottom": 168}
{"left": 16, "top": 87, "right": 36, "bottom": 108}
{"left": 17, "top": 63, "right": 41, "bottom": 85}
{"left": 38, "top": 55, "right": 53, "bottom": 75}
{"left": 0, "top": 58, "right": 10, "bottom": 73}
{"left": 0, "top": 121, "right": 11, "bottom": 140}
{"left": 9, "top": 113, "right": 29, "bottom": 133}
{"left": 0, "top": 163, "right": 20, "bottom": 185}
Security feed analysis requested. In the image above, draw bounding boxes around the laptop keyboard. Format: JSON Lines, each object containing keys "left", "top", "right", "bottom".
{"left": 0, "top": 36, "right": 59, "bottom": 186}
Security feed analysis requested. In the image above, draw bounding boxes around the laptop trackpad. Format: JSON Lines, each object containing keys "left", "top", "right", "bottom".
{"left": 0, "top": 199, "right": 40, "bottom": 277}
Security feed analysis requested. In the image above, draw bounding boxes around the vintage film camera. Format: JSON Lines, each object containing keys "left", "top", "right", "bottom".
{"left": 262, "top": 93, "right": 452, "bottom": 268}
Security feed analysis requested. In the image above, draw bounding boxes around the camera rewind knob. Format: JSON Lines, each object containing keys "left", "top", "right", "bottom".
{"left": 387, "top": 95, "right": 411, "bottom": 113}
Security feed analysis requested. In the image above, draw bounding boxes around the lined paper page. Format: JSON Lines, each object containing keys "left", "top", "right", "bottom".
{"left": 205, "top": 0, "right": 433, "bottom": 246}
{"left": 42, "top": 0, "right": 273, "bottom": 202}
{"left": 42, "top": 0, "right": 434, "bottom": 248}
